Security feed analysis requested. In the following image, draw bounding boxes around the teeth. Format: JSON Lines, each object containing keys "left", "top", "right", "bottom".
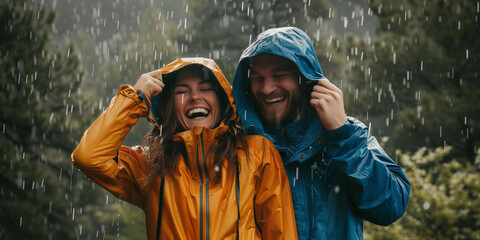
{"left": 187, "top": 108, "right": 209, "bottom": 118}
{"left": 265, "top": 97, "right": 285, "bottom": 104}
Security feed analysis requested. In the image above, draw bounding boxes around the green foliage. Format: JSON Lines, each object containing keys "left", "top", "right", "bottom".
{"left": 92, "top": 200, "right": 147, "bottom": 240}
{"left": 364, "top": 146, "right": 480, "bottom": 240}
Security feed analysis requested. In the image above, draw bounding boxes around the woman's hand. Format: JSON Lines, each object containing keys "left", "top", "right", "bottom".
{"left": 310, "top": 78, "right": 347, "bottom": 131}
{"left": 133, "top": 69, "right": 165, "bottom": 98}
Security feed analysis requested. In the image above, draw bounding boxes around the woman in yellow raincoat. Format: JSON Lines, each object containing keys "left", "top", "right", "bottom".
{"left": 72, "top": 58, "right": 297, "bottom": 240}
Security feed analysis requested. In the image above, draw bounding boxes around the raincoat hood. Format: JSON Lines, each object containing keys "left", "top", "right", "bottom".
{"left": 146, "top": 57, "right": 237, "bottom": 131}
{"left": 233, "top": 27, "right": 325, "bottom": 164}
{"left": 236, "top": 27, "right": 324, "bottom": 81}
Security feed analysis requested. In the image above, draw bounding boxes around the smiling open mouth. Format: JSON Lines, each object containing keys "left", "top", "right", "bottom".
{"left": 186, "top": 108, "right": 210, "bottom": 119}
{"left": 264, "top": 96, "right": 285, "bottom": 105}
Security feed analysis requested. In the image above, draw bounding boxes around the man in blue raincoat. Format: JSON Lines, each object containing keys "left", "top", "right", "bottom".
{"left": 232, "top": 27, "right": 411, "bottom": 239}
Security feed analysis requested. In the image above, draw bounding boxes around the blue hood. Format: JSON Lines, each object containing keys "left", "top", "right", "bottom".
{"left": 233, "top": 27, "right": 326, "bottom": 163}
{"left": 237, "top": 27, "right": 324, "bottom": 81}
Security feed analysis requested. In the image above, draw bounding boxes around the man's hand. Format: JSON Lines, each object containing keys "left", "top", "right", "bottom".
{"left": 133, "top": 69, "right": 165, "bottom": 98}
{"left": 310, "top": 78, "right": 347, "bottom": 131}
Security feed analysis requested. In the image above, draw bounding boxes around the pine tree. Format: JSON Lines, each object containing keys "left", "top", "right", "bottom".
{"left": 0, "top": 0, "right": 98, "bottom": 238}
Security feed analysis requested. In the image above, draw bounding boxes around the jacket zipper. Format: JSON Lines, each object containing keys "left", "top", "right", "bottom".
{"left": 197, "top": 132, "right": 210, "bottom": 240}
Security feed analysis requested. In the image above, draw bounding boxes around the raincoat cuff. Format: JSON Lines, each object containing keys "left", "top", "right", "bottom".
{"left": 326, "top": 119, "right": 356, "bottom": 141}
{"left": 117, "top": 85, "right": 150, "bottom": 116}
{"left": 136, "top": 89, "right": 151, "bottom": 110}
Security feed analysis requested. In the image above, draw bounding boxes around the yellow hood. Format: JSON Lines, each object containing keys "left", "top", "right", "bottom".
{"left": 146, "top": 57, "right": 237, "bottom": 129}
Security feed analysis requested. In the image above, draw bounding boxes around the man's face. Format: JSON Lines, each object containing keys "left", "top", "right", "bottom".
{"left": 174, "top": 71, "right": 221, "bottom": 130}
{"left": 249, "top": 53, "right": 306, "bottom": 126}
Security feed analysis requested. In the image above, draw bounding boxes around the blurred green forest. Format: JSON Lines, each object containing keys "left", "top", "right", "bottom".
{"left": 1, "top": 0, "right": 478, "bottom": 239}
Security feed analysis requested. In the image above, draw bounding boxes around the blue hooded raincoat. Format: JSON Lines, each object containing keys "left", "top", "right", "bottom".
{"left": 232, "top": 27, "right": 411, "bottom": 239}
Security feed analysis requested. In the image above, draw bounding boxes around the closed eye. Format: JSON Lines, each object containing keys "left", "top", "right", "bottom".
{"left": 175, "top": 87, "right": 189, "bottom": 94}
{"left": 199, "top": 82, "right": 214, "bottom": 91}
{"left": 274, "top": 74, "right": 288, "bottom": 79}
{"left": 250, "top": 76, "right": 263, "bottom": 82}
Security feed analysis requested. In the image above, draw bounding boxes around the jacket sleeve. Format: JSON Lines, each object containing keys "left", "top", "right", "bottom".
{"left": 71, "top": 85, "right": 151, "bottom": 207}
{"left": 325, "top": 117, "right": 411, "bottom": 225}
{"left": 254, "top": 138, "right": 298, "bottom": 240}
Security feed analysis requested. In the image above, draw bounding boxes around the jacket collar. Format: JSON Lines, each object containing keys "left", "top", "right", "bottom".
{"left": 173, "top": 122, "right": 229, "bottom": 146}
{"left": 171, "top": 122, "right": 230, "bottom": 182}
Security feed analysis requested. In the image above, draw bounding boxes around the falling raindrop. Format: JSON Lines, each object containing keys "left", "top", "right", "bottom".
{"left": 334, "top": 185, "right": 340, "bottom": 194}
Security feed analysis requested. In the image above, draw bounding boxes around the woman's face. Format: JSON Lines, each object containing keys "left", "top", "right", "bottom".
{"left": 173, "top": 71, "right": 221, "bottom": 130}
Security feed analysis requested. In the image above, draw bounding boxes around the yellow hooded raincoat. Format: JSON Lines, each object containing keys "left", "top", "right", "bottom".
{"left": 72, "top": 58, "right": 297, "bottom": 240}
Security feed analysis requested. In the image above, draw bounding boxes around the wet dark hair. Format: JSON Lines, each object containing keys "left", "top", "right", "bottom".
{"left": 142, "top": 65, "right": 248, "bottom": 185}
